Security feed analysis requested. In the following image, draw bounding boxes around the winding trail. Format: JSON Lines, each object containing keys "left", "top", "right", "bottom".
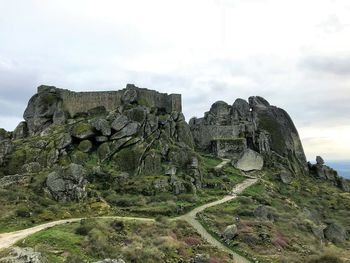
{"left": 0, "top": 160, "right": 258, "bottom": 263}
{"left": 177, "top": 178, "right": 257, "bottom": 263}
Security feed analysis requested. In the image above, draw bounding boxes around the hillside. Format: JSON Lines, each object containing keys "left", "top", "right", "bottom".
{"left": 0, "top": 84, "right": 349, "bottom": 263}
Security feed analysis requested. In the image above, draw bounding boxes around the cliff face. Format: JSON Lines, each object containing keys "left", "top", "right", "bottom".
{"left": 189, "top": 96, "right": 307, "bottom": 175}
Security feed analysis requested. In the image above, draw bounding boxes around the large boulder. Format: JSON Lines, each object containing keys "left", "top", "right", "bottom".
{"left": 232, "top": 98, "right": 251, "bottom": 120}
{"left": 324, "top": 223, "right": 346, "bottom": 244}
{"left": 111, "top": 122, "right": 139, "bottom": 140}
{"left": 222, "top": 224, "right": 238, "bottom": 240}
{"left": 13, "top": 121, "right": 29, "bottom": 140}
{"left": 23, "top": 85, "right": 66, "bottom": 134}
{"left": 91, "top": 118, "right": 111, "bottom": 136}
{"left": 111, "top": 115, "right": 129, "bottom": 131}
{"left": 71, "top": 122, "right": 95, "bottom": 140}
{"left": 46, "top": 163, "right": 88, "bottom": 202}
{"left": 249, "top": 96, "right": 307, "bottom": 174}
{"left": 316, "top": 156, "right": 324, "bottom": 165}
{"left": 234, "top": 149, "right": 264, "bottom": 172}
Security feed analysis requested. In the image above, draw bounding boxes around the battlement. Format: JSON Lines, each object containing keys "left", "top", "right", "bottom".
{"left": 37, "top": 84, "right": 182, "bottom": 117}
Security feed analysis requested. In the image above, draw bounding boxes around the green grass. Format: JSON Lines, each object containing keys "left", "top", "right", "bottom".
{"left": 10, "top": 218, "right": 233, "bottom": 263}
{"left": 198, "top": 171, "right": 350, "bottom": 263}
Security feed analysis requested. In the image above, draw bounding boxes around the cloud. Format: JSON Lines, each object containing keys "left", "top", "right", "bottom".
{"left": 300, "top": 55, "right": 350, "bottom": 75}
{"left": 0, "top": 0, "right": 349, "bottom": 160}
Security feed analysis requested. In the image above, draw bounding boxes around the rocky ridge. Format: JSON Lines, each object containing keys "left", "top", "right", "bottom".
{"left": 0, "top": 85, "right": 348, "bottom": 206}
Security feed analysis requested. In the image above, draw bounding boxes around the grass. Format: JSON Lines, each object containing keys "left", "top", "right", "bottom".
{"left": 8, "top": 218, "right": 233, "bottom": 263}
{"left": 0, "top": 154, "right": 247, "bottom": 233}
{"left": 198, "top": 171, "right": 350, "bottom": 263}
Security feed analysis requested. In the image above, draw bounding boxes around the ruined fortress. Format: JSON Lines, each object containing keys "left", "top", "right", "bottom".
{"left": 37, "top": 84, "right": 182, "bottom": 118}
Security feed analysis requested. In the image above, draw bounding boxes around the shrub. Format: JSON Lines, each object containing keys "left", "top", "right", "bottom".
{"left": 16, "top": 208, "right": 31, "bottom": 218}
{"left": 75, "top": 225, "right": 92, "bottom": 236}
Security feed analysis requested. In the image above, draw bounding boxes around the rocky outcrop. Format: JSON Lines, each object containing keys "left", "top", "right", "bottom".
{"left": 324, "top": 222, "right": 347, "bottom": 244}
{"left": 46, "top": 163, "right": 88, "bottom": 202}
{"left": 0, "top": 84, "right": 203, "bottom": 201}
{"left": 308, "top": 156, "right": 349, "bottom": 192}
{"left": 222, "top": 224, "right": 238, "bottom": 240}
{"left": 0, "top": 247, "right": 47, "bottom": 263}
{"left": 190, "top": 96, "right": 307, "bottom": 175}
{"left": 233, "top": 149, "right": 264, "bottom": 171}
{"left": 23, "top": 85, "right": 66, "bottom": 135}
{"left": 13, "top": 122, "right": 28, "bottom": 140}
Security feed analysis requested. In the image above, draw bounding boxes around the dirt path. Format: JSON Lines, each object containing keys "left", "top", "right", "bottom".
{"left": 177, "top": 178, "right": 257, "bottom": 263}
{"left": 0, "top": 160, "right": 257, "bottom": 263}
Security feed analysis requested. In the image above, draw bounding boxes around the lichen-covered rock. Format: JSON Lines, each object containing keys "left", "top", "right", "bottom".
{"left": 324, "top": 222, "right": 346, "bottom": 244}
{"left": 21, "top": 162, "right": 41, "bottom": 174}
{"left": 279, "top": 169, "right": 293, "bottom": 184}
{"left": 71, "top": 123, "right": 95, "bottom": 140}
{"left": 234, "top": 149, "right": 263, "bottom": 171}
{"left": 0, "top": 247, "right": 48, "bottom": 263}
{"left": 111, "top": 115, "right": 129, "bottom": 131}
{"left": 111, "top": 122, "right": 139, "bottom": 140}
{"left": 56, "top": 133, "right": 72, "bottom": 149}
{"left": 0, "top": 128, "right": 12, "bottom": 141}
{"left": 122, "top": 86, "right": 138, "bottom": 104}
{"left": 23, "top": 85, "right": 66, "bottom": 134}
{"left": 338, "top": 177, "right": 349, "bottom": 192}
{"left": 0, "top": 139, "right": 13, "bottom": 166}
{"left": 170, "top": 175, "right": 185, "bottom": 195}
{"left": 78, "top": 140, "right": 93, "bottom": 153}
{"left": 125, "top": 106, "right": 148, "bottom": 123}
{"left": 71, "top": 151, "right": 89, "bottom": 165}
{"left": 13, "top": 121, "right": 29, "bottom": 140}
{"left": 46, "top": 163, "right": 88, "bottom": 202}
{"left": 316, "top": 156, "right": 325, "bottom": 165}
{"left": 91, "top": 118, "right": 111, "bottom": 136}
{"left": 250, "top": 96, "right": 307, "bottom": 173}
{"left": 223, "top": 224, "right": 238, "bottom": 240}
{"left": 97, "top": 142, "right": 111, "bottom": 161}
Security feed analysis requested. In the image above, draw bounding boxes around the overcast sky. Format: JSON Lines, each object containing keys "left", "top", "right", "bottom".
{"left": 0, "top": 0, "right": 349, "bottom": 161}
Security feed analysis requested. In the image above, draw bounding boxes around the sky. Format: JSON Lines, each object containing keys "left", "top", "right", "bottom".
{"left": 0, "top": 0, "right": 349, "bottom": 162}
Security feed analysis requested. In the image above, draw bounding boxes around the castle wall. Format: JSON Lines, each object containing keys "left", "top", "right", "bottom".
{"left": 37, "top": 85, "right": 182, "bottom": 118}
{"left": 59, "top": 90, "right": 123, "bottom": 117}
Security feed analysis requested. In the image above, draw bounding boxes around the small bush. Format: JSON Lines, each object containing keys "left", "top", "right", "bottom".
{"left": 75, "top": 225, "right": 92, "bottom": 236}
{"left": 16, "top": 208, "right": 31, "bottom": 218}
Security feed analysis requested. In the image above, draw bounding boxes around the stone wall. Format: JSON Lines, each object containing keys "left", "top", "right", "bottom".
{"left": 37, "top": 84, "right": 182, "bottom": 118}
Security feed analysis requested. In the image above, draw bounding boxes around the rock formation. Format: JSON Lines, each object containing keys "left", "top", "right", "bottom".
{"left": 0, "top": 84, "right": 199, "bottom": 202}
{"left": 0, "top": 83, "right": 348, "bottom": 205}
{"left": 190, "top": 96, "right": 307, "bottom": 175}
{"left": 309, "top": 156, "right": 349, "bottom": 192}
